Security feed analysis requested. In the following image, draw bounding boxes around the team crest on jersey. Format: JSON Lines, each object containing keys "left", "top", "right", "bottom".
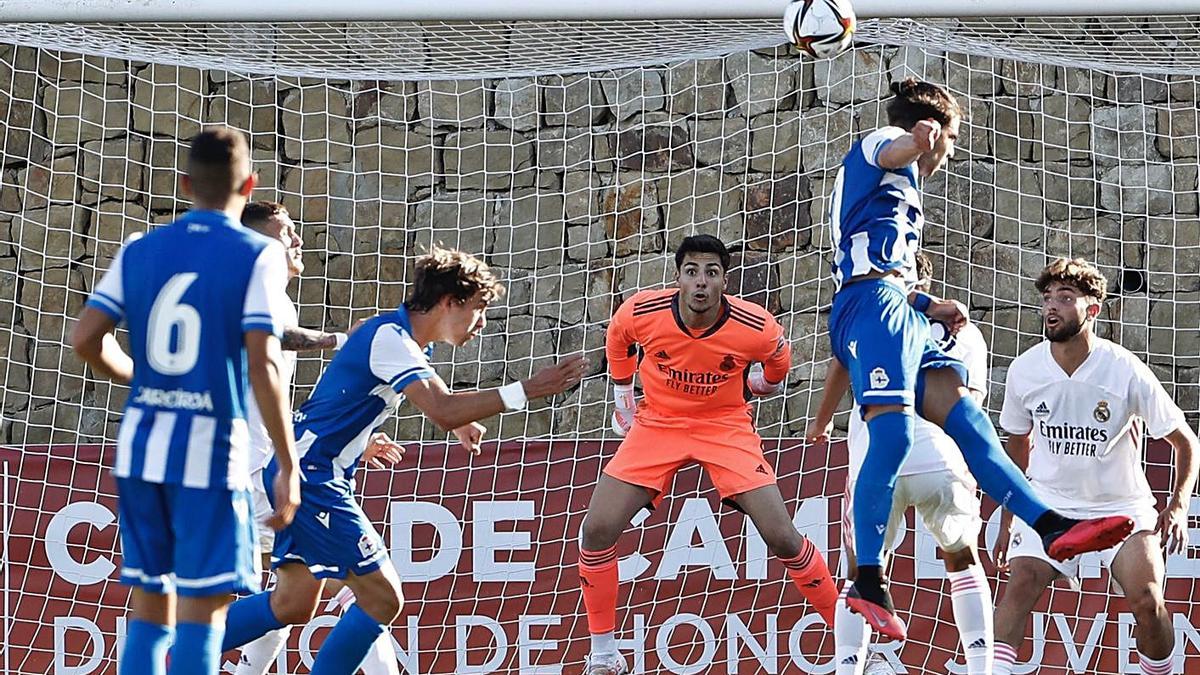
{"left": 1034, "top": 401, "right": 1051, "bottom": 418}
{"left": 1093, "top": 400, "right": 1111, "bottom": 423}
{"left": 719, "top": 354, "right": 737, "bottom": 372}
{"left": 869, "top": 367, "right": 890, "bottom": 389}
{"left": 358, "top": 533, "right": 380, "bottom": 558}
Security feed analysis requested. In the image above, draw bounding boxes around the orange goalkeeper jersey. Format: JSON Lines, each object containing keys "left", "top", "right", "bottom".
{"left": 606, "top": 288, "right": 791, "bottom": 423}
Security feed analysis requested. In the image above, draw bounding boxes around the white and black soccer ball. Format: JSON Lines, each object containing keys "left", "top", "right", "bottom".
{"left": 783, "top": 0, "right": 856, "bottom": 60}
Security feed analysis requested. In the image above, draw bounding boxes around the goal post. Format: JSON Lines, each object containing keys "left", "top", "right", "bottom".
{"left": 0, "top": 2, "right": 1198, "bottom": 673}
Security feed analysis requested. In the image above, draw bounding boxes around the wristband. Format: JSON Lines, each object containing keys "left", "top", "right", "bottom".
{"left": 499, "top": 381, "right": 528, "bottom": 411}
{"left": 613, "top": 382, "right": 636, "bottom": 409}
{"left": 333, "top": 332, "right": 348, "bottom": 350}
{"left": 911, "top": 291, "right": 934, "bottom": 314}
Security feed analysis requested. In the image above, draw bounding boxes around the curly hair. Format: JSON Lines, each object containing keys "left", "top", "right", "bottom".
{"left": 404, "top": 246, "right": 504, "bottom": 312}
{"left": 1035, "top": 257, "right": 1108, "bottom": 302}
{"left": 886, "top": 77, "right": 963, "bottom": 131}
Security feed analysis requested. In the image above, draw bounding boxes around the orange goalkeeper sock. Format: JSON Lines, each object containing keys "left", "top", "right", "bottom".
{"left": 578, "top": 545, "right": 620, "bottom": 635}
{"left": 781, "top": 538, "right": 838, "bottom": 627}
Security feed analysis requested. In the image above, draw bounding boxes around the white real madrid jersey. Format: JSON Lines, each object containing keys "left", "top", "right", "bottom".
{"left": 999, "top": 337, "right": 1185, "bottom": 513}
{"left": 848, "top": 320, "right": 990, "bottom": 482}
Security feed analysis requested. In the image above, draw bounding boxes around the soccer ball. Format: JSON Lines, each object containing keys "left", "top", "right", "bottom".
{"left": 783, "top": 0, "right": 856, "bottom": 60}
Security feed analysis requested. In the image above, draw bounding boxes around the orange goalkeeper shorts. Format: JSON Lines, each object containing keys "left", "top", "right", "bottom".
{"left": 603, "top": 418, "right": 776, "bottom": 506}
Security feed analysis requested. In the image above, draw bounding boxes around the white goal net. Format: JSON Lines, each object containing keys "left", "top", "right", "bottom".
{"left": 1, "top": 11, "right": 1198, "bottom": 675}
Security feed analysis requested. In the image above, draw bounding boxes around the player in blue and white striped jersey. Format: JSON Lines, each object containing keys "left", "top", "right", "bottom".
{"left": 827, "top": 79, "right": 1134, "bottom": 640}
{"left": 220, "top": 246, "right": 589, "bottom": 675}
{"left": 72, "top": 128, "right": 300, "bottom": 675}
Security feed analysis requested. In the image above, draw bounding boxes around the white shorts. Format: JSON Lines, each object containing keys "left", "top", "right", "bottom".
{"left": 1008, "top": 506, "right": 1158, "bottom": 583}
{"left": 844, "top": 469, "right": 983, "bottom": 559}
{"left": 250, "top": 467, "right": 276, "bottom": 553}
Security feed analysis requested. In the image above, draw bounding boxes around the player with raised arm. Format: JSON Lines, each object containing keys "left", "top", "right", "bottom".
{"left": 233, "top": 200, "right": 401, "bottom": 675}
{"left": 218, "top": 246, "right": 589, "bottom": 675}
{"left": 809, "top": 251, "right": 993, "bottom": 675}
{"left": 829, "top": 77, "right": 1133, "bottom": 640}
{"left": 577, "top": 235, "right": 839, "bottom": 675}
{"left": 990, "top": 258, "right": 1198, "bottom": 675}
{"left": 71, "top": 127, "right": 300, "bottom": 675}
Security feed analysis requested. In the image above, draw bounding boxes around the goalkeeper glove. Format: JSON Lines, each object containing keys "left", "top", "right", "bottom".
{"left": 747, "top": 363, "right": 784, "bottom": 396}
{"left": 611, "top": 382, "right": 636, "bottom": 437}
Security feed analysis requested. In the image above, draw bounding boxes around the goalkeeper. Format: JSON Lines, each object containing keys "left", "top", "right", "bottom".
{"left": 575, "top": 235, "right": 838, "bottom": 675}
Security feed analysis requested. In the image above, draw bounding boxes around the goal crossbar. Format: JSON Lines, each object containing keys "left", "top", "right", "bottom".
{"left": 2, "top": 0, "right": 1200, "bottom": 22}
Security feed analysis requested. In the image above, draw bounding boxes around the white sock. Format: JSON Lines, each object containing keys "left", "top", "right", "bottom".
{"left": 948, "top": 566, "right": 993, "bottom": 675}
{"left": 993, "top": 641, "right": 1018, "bottom": 675}
{"left": 234, "top": 626, "right": 292, "bottom": 675}
{"left": 1139, "top": 651, "right": 1174, "bottom": 675}
{"left": 359, "top": 631, "right": 400, "bottom": 675}
{"left": 590, "top": 632, "right": 616, "bottom": 656}
{"left": 834, "top": 586, "right": 869, "bottom": 675}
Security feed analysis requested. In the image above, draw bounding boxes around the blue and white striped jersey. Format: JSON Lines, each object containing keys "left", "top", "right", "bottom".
{"left": 829, "top": 126, "right": 924, "bottom": 291}
{"left": 86, "top": 209, "right": 292, "bottom": 491}
{"left": 292, "top": 307, "right": 436, "bottom": 480}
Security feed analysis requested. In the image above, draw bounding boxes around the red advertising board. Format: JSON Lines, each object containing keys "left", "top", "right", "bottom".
{"left": 2, "top": 440, "right": 1197, "bottom": 674}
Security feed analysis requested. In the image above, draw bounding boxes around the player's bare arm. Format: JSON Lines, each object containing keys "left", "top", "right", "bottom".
{"left": 280, "top": 325, "right": 345, "bottom": 351}
{"left": 71, "top": 306, "right": 134, "bottom": 385}
{"left": 245, "top": 330, "right": 300, "bottom": 530}
{"left": 875, "top": 119, "right": 940, "bottom": 169}
{"left": 402, "top": 354, "right": 589, "bottom": 433}
{"left": 1157, "top": 425, "right": 1199, "bottom": 554}
{"left": 806, "top": 358, "right": 850, "bottom": 443}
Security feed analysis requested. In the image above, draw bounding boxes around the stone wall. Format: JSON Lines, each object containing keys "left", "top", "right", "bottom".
{"left": 1, "top": 43, "right": 1197, "bottom": 445}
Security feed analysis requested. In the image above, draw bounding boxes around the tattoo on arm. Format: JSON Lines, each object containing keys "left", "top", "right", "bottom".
{"left": 281, "top": 326, "right": 337, "bottom": 352}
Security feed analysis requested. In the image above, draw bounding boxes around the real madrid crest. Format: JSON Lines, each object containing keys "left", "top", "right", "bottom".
{"left": 1093, "top": 400, "right": 1111, "bottom": 423}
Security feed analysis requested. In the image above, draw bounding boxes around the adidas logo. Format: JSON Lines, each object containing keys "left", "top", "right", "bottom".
{"left": 655, "top": 350, "right": 670, "bottom": 360}
{"left": 840, "top": 655, "right": 858, "bottom": 665}
{"left": 968, "top": 637, "right": 988, "bottom": 650}
{"left": 755, "top": 464, "right": 769, "bottom": 475}
{"left": 802, "top": 578, "right": 824, "bottom": 588}
{"left": 1035, "top": 401, "right": 1051, "bottom": 417}
{"left": 580, "top": 578, "right": 593, "bottom": 588}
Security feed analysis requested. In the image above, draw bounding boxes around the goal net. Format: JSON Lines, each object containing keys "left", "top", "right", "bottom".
{"left": 2, "top": 8, "right": 1199, "bottom": 675}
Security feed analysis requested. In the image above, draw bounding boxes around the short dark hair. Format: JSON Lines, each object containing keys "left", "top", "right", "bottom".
{"left": 404, "top": 246, "right": 504, "bottom": 313}
{"left": 675, "top": 234, "right": 731, "bottom": 271}
{"left": 188, "top": 126, "right": 252, "bottom": 204}
{"left": 886, "top": 78, "right": 962, "bottom": 131}
{"left": 241, "top": 200, "right": 288, "bottom": 234}
{"left": 1035, "top": 257, "right": 1107, "bottom": 302}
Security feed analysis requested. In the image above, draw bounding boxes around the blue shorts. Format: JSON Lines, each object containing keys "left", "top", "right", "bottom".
{"left": 264, "top": 462, "right": 388, "bottom": 579}
{"left": 116, "top": 477, "right": 259, "bottom": 597}
{"left": 829, "top": 278, "right": 966, "bottom": 411}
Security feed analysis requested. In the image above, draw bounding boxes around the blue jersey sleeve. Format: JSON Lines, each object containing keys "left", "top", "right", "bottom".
{"left": 368, "top": 325, "right": 436, "bottom": 393}
{"left": 85, "top": 234, "right": 141, "bottom": 323}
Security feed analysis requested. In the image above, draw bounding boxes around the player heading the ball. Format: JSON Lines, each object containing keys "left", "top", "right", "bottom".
{"left": 72, "top": 127, "right": 301, "bottom": 675}
{"left": 827, "top": 78, "right": 1135, "bottom": 641}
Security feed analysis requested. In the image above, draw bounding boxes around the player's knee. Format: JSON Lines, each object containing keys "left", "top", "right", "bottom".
{"left": 1127, "top": 585, "right": 1167, "bottom": 624}
{"left": 359, "top": 582, "right": 403, "bottom": 623}
{"left": 273, "top": 593, "right": 320, "bottom": 625}
{"left": 580, "top": 514, "right": 622, "bottom": 551}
